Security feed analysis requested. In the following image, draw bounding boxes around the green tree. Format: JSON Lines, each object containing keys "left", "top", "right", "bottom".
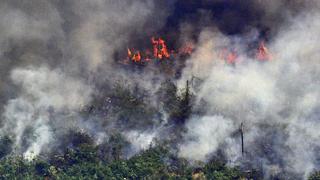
{"left": 98, "top": 133, "right": 129, "bottom": 162}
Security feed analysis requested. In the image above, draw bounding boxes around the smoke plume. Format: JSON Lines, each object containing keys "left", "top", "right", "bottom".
{"left": 177, "top": 4, "right": 320, "bottom": 178}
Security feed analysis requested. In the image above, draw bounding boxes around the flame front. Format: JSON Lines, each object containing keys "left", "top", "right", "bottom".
{"left": 125, "top": 37, "right": 272, "bottom": 65}
{"left": 126, "top": 37, "right": 194, "bottom": 64}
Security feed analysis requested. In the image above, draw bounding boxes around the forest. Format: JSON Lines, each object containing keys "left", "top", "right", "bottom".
{"left": 0, "top": 80, "right": 319, "bottom": 179}
{"left": 1, "top": 0, "right": 320, "bottom": 179}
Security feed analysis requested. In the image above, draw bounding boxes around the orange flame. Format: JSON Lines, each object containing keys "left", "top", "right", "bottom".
{"left": 152, "top": 37, "right": 170, "bottom": 59}
{"left": 256, "top": 41, "right": 272, "bottom": 61}
{"left": 127, "top": 48, "right": 141, "bottom": 62}
{"left": 132, "top": 51, "right": 141, "bottom": 62}
{"left": 127, "top": 48, "right": 132, "bottom": 58}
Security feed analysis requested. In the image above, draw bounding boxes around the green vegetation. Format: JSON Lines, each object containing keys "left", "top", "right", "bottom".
{"left": 0, "top": 123, "right": 318, "bottom": 179}
{"left": 0, "top": 133, "right": 247, "bottom": 180}
{"left": 158, "top": 80, "right": 193, "bottom": 125}
{"left": 0, "top": 126, "right": 285, "bottom": 180}
{"left": 309, "top": 171, "right": 320, "bottom": 180}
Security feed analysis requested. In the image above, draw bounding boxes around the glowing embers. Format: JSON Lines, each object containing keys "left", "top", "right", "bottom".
{"left": 126, "top": 37, "right": 194, "bottom": 64}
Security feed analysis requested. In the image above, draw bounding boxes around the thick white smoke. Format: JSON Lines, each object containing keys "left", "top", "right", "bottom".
{"left": 0, "top": 0, "right": 171, "bottom": 159}
{"left": 178, "top": 10, "right": 320, "bottom": 179}
{"left": 1, "top": 0, "right": 320, "bottom": 178}
{"left": 179, "top": 115, "right": 235, "bottom": 161}
{"left": 123, "top": 130, "right": 157, "bottom": 156}
{"left": 68, "top": 0, "right": 168, "bottom": 72}
{"left": 1, "top": 66, "right": 92, "bottom": 159}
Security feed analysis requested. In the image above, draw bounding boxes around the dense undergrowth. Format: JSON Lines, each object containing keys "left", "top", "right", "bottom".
{"left": 0, "top": 135, "right": 249, "bottom": 180}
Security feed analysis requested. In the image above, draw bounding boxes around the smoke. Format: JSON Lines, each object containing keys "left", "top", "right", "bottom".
{"left": 1, "top": 66, "right": 92, "bottom": 159}
{"left": 178, "top": 5, "right": 320, "bottom": 179}
{"left": 123, "top": 130, "right": 157, "bottom": 156}
{"left": 66, "top": 0, "right": 170, "bottom": 72}
{"left": 0, "top": 0, "right": 320, "bottom": 179}
{"left": 178, "top": 115, "right": 235, "bottom": 162}
{"left": 0, "top": 0, "right": 171, "bottom": 158}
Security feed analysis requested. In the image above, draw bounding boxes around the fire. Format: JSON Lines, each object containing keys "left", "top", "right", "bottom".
{"left": 219, "top": 49, "right": 238, "bottom": 64}
{"left": 218, "top": 41, "right": 272, "bottom": 64}
{"left": 152, "top": 37, "right": 170, "bottom": 59}
{"left": 256, "top": 41, "right": 272, "bottom": 61}
{"left": 127, "top": 48, "right": 132, "bottom": 57}
{"left": 126, "top": 36, "right": 194, "bottom": 64}
{"left": 125, "top": 37, "right": 272, "bottom": 65}
{"left": 127, "top": 48, "right": 141, "bottom": 62}
{"left": 132, "top": 51, "right": 141, "bottom": 62}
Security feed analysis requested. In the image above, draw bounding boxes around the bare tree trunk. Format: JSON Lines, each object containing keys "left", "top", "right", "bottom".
{"left": 240, "top": 122, "right": 244, "bottom": 156}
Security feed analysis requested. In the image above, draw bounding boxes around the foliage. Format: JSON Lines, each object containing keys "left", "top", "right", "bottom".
{"left": 158, "top": 80, "right": 193, "bottom": 125}
{"left": 111, "top": 83, "right": 157, "bottom": 128}
{"left": 0, "top": 80, "right": 260, "bottom": 179}
{"left": 0, "top": 79, "right": 314, "bottom": 180}
{"left": 0, "top": 140, "right": 248, "bottom": 180}
{"left": 98, "top": 133, "right": 130, "bottom": 162}
{"left": 309, "top": 171, "right": 320, "bottom": 180}
{"left": 157, "top": 80, "right": 179, "bottom": 114}
{"left": 204, "top": 160, "right": 241, "bottom": 180}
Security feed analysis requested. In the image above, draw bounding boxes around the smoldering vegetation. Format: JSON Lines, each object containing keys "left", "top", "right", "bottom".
{"left": 0, "top": 0, "right": 319, "bottom": 179}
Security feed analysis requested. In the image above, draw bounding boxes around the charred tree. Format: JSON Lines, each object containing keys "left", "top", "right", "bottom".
{"left": 240, "top": 122, "right": 244, "bottom": 156}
